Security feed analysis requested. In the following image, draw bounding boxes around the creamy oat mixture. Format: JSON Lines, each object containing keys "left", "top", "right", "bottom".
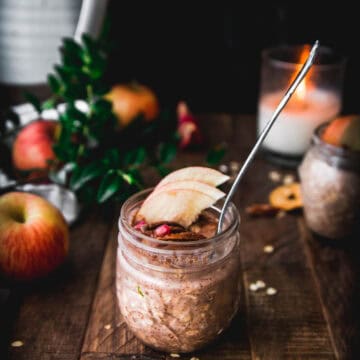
{"left": 116, "top": 209, "right": 241, "bottom": 352}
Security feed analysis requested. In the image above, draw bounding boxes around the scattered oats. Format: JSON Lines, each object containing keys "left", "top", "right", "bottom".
{"left": 283, "top": 174, "right": 295, "bottom": 185}
{"left": 268, "top": 170, "right": 281, "bottom": 182}
{"left": 263, "top": 245, "right": 274, "bottom": 253}
{"left": 190, "top": 357, "right": 200, "bottom": 360}
{"left": 249, "top": 283, "right": 259, "bottom": 291}
{"left": 11, "top": 340, "right": 24, "bottom": 348}
{"left": 276, "top": 210, "right": 286, "bottom": 219}
{"left": 219, "top": 164, "right": 229, "bottom": 173}
{"left": 230, "top": 161, "right": 240, "bottom": 173}
{"left": 217, "top": 328, "right": 224, "bottom": 335}
{"left": 104, "top": 324, "right": 111, "bottom": 330}
{"left": 266, "top": 287, "right": 277, "bottom": 296}
{"left": 255, "top": 280, "right": 266, "bottom": 289}
{"left": 170, "top": 353, "right": 181, "bottom": 358}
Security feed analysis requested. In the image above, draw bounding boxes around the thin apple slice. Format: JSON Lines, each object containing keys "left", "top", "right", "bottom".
{"left": 137, "top": 180, "right": 225, "bottom": 228}
{"left": 155, "top": 166, "right": 229, "bottom": 189}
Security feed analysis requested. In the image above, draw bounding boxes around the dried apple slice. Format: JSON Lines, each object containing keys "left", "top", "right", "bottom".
{"left": 136, "top": 180, "right": 225, "bottom": 228}
{"left": 155, "top": 166, "right": 229, "bottom": 189}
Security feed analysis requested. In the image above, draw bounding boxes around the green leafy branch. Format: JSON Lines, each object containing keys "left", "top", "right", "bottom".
{"left": 23, "top": 34, "right": 179, "bottom": 205}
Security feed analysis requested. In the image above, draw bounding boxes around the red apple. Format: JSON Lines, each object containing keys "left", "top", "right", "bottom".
{"left": 12, "top": 119, "right": 58, "bottom": 172}
{"left": 0, "top": 192, "right": 69, "bottom": 281}
{"left": 105, "top": 83, "right": 160, "bottom": 127}
{"left": 322, "top": 115, "right": 360, "bottom": 151}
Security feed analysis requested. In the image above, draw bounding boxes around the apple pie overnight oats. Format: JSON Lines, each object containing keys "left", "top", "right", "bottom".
{"left": 116, "top": 167, "right": 241, "bottom": 353}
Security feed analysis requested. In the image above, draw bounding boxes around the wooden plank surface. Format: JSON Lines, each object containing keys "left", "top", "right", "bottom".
{"left": 80, "top": 115, "right": 336, "bottom": 359}
{"left": 238, "top": 159, "right": 335, "bottom": 359}
{"left": 2, "top": 114, "right": 358, "bottom": 359}
{"left": 300, "top": 220, "right": 360, "bottom": 360}
{"left": 1, "top": 209, "right": 115, "bottom": 360}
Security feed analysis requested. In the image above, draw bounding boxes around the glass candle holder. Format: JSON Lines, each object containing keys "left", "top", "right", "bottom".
{"left": 257, "top": 44, "right": 346, "bottom": 167}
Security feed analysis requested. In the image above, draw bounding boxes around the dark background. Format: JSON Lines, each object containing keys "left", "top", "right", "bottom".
{"left": 1, "top": 2, "right": 359, "bottom": 115}
{"left": 104, "top": 2, "right": 360, "bottom": 114}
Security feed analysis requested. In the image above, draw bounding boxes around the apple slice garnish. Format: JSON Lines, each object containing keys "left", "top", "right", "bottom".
{"left": 136, "top": 180, "right": 226, "bottom": 228}
{"left": 155, "top": 166, "right": 230, "bottom": 189}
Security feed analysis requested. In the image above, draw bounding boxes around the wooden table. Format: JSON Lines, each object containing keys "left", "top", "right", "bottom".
{"left": 1, "top": 115, "right": 359, "bottom": 360}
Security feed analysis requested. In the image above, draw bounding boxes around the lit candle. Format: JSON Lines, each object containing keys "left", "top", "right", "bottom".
{"left": 258, "top": 88, "right": 341, "bottom": 156}
{"left": 257, "top": 44, "right": 345, "bottom": 159}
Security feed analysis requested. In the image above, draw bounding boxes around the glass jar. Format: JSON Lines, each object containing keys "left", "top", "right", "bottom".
{"left": 116, "top": 188, "right": 241, "bottom": 353}
{"left": 257, "top": 44, "right": 346, "bottom": 167}
{"left": 298, "top": 123, "right": 360, "bottom": 239}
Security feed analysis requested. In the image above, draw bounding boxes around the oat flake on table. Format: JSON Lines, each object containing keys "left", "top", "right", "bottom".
{"left": 268, "top": 170, "right": 281, "bottom": 182}
{"left": 263, "top": 245, "right": 274, "bottom": 253}
{"left": 11, "top": 340, "right": 24, "bottom": 347}
{"left": 266, "top": 287, "right": 277, "bottom": 295}
{"left": 283, "top": 174, "right": 295, "bottom": 185}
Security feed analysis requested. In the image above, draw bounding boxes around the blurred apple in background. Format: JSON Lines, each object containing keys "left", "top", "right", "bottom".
{"left": 322, "top": 115, "right": 360, "bottom": 151}
{"left": 0, "top": 191, "right": 69, "bottom": 281}
{"left": 12, "top": 119, "right": 58, "bottom": 174}
{"left": 105, "top": 82, "right": 160, "bottom": 127}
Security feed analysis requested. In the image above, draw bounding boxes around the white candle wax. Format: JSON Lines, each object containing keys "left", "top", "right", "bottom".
{"left": 257, "top": 89, "right": 341, "bottom": 156}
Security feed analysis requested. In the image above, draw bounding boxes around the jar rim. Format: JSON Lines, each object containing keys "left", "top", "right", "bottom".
{"left": 262, "top": 44, "right": 347, "bottom": 71}
{"left": 309, "top": 121, "right": 360, "bottom": 173}
{"left": 313, "top": 121, "right": 360, "bottom": 156}
{"left": 119, "top": 187, "right": 240, "bottom": 252}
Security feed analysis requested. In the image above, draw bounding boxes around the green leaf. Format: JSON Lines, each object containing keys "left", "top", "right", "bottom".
{"left": 118, "top": 171, "right": 142, "bottom": 189}
{"left": 41, "top": 98, "right": 56, "bottom": 110}
{"left": 127, "top": 167, "right": 144, "bottom": 186}
{"left": 61, "top": 37, "right": 83, "bottom": 67}
{"left": 103, "top": 148, "right": 121, "bottom": 168}
{"left": 70, "top": 162, "right": 104, "bottom": 191}
{"left": 156, "top": 164, "right": 171, "bottom": 177}
{"left": 159, "top": 141, "right": 177, "bottom": 164}
{"left": 97, "top": 171, "right": 123, "bottom": 203}
{"left": 60, "top": 104, "right": 87, "bottom": 131}
{"left": 206, "top": 143, "right": 228, "bottom": 165}
{"left": 77, "top": 184, "right": 97, "bottom": 204}
{"left": 47, "top": 74, "right": 61, "bottom": 94}
{"left": 62, "top": 37, "right": 82, "bottom": 56}
{"left": 123, "top": 147, "right": 147, "bottom": 166}
{"left": 23, "top": 92, "right": 41, "bottom": 113}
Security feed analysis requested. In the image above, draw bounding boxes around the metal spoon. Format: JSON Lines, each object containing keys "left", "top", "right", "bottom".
{"left": 217, "top": 40, "right": 320, "bottom": 233}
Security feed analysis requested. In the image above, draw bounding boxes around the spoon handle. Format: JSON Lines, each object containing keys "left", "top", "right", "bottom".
{"left": 217, "top": 40, "right": 320, "bottom": 233}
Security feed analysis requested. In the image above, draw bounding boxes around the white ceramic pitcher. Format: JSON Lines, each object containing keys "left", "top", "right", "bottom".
{"left": 0, "top": 0, "right": 109, "bottom": 85}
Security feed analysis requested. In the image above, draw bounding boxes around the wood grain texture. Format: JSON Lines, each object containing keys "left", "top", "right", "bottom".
{"left": 2, "top": 209, "right": 115, "bottom": 360}
{"left": 300, "top": 219, "right": 360, "bottom": 360}
{"left": 80, "top": 225, "right": 252, "bottom": 360}
{"left": 81, "top": 115, "right": 253, "bottom": 360}
{"left": 3, "top": 115, "right": 358, "bottom": 359}
{"left": 80, "top": 116, "right": 336, "bottom": 359}
{"left": 80, "top": 224, "right": 147, "bottom": 356}
{"left": 228, "top": 119, "right": 335, "bottom": 359}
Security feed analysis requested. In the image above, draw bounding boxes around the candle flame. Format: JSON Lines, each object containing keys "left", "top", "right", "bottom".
{"left": 292, "top": 45, "right": 312, "bottom": 102}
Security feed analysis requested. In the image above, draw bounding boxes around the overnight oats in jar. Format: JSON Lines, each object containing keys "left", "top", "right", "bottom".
{"left": 116, "top": 167, "right": 241, "bottom": 353}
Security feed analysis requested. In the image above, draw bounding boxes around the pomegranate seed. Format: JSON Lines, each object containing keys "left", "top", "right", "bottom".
{"left": 154, "top": 224, "right": 171, "bottom": 237}
{"left": 134, "top": 220, "right": 147, "bottom": 232}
